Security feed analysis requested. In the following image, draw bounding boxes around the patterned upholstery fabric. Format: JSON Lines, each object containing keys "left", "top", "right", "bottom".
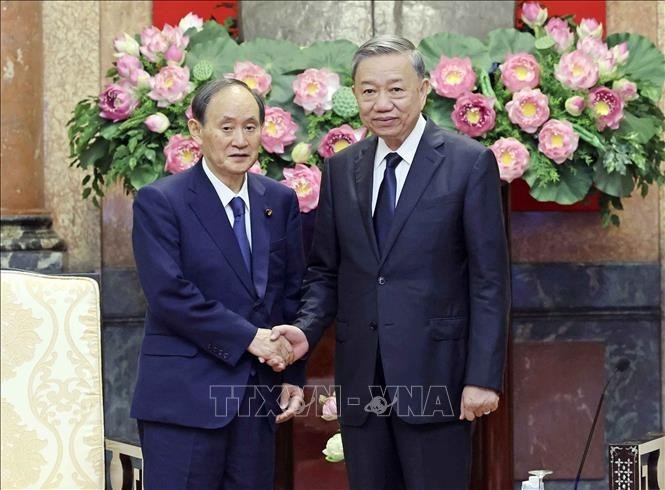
{"left": 1, "top": 270, "right": 105, "bottom": 489}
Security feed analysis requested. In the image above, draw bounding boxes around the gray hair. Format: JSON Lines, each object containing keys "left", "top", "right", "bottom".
{"left": 351, "top": 35, "right": 427, "bottom": 81}
{"left": 191, "top": 78, "right": 265, "bottom": 125}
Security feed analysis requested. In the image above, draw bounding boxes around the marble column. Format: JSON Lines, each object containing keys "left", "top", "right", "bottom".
{"left": 1, "top": 0, "right": 64, "bottom": 272}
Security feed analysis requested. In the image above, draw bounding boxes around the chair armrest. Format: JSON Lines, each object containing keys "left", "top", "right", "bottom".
{"left": 105, "top": 438, "right": 143, "bottom": 490}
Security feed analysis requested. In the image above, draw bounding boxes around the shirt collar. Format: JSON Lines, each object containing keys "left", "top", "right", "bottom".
{"left": 202, "top": 157, "right": 251, "bottom": 210}
{"left": 374, "top": 114, "right": 427, "bottom": 168}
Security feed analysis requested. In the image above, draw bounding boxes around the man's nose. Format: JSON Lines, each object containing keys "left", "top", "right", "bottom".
{"left": 374, "top": 91, "right": 393, "bottom": 111}
{"left": 232, "top": 128, "right": 248, "bottom": 147}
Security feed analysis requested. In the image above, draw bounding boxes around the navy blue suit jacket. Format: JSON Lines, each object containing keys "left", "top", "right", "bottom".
{"left": 296, "top": 120, "right": 510, "bottom": 426}
{"left": 130, "top": 162, "right": 305, "bottom": 429}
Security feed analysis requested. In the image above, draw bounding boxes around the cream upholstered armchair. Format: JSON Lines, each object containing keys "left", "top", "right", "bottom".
{"left": 1, "top": 269, "right": 142, "bottom": 489}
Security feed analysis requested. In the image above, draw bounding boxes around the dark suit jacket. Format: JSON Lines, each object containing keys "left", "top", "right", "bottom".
{"left": 130, "top": 162, "right": 305, "bottom": 429}
{"left": 296, "top": 120, "right": 510, "bottom": 427}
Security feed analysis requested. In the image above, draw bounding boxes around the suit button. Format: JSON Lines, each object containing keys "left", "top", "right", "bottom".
{"left": 377, "top": 276, "right": 386, "bottom": 285}
{"left": 369, "top": 321, "right": 377, "bottom": 331}
{"left": 223, "top": 353, "right": 230, "bottom": 360}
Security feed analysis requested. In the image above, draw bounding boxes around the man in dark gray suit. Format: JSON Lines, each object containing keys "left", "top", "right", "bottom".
{"left": 279, "top": 35, "right": 510, "bottom": 489}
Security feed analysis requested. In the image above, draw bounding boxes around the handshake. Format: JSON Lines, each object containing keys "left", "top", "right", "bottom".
{"left": 247, "top": 324, "right": 309, "bottom": 372}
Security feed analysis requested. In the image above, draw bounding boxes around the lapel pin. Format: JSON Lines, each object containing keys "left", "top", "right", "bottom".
{"left": 265, "top": 208, "right": 273, "bottom": 217}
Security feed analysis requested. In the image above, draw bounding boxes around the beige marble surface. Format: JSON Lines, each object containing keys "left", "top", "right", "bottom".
{"left": 99, "top": 1, "right": 151, "bottom": 268}
{"left": 1, "top": 1, "right": 44, "bottom": 213}
{"left": 240, "top": 0, "right": 372, "bottom": 45}
{"left": 42, "top": 2, "right": 101, "bottom": 271}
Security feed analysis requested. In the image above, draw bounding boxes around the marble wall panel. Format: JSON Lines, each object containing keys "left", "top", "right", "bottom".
{"left": 42, "top": 2, "right": 101, "bottom": 271}
{"left": 373, "top": 0, "right": 514, "bottom": 43}
{"left": 240, "top": 0, "right": 372, "bottom": 45}
{"left": 100, "top": 1, "right": 151, "bottom": 269}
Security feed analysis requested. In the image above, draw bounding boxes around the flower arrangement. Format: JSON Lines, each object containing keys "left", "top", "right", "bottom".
{"left": 319, "top": 393, "right": 344, "bottom": 463}
{"left": 68, "top": 5, "right": 664, "bottom": 225}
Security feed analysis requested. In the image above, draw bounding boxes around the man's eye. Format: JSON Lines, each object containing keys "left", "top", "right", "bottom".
{"left": 222, "top": 126, "right": 233, "bottom": 132}
{"left": 390, "top": 87, "right": 404, "bottom": 93}
{"left": 245, "top": 126, "right": 257, "bottom": 132}
{"left": 363, "top": 89, "right": 375, "bottom": 95}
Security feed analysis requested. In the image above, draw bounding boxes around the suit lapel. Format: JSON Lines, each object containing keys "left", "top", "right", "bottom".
{"left": 354, "top": 137, "right": 380, "bottom": 262}
{"left": 248, "top": 174, "right": 269, "bottom": 300}
{"left": 186, "top": 163, "right": 256, "bottom": 297}
{"left": 379, "top": 122, "right": 447, "bottom": 267}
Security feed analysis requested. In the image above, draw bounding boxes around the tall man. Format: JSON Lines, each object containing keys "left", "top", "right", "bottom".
{"left": 131, "top": 79, "right": 308, "bottom": 489}
{"left": 293, "top": 36, "right": 510, "bottom": 489}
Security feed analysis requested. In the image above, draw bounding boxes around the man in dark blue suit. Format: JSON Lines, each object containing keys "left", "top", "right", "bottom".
{"left": 131, "top": 79, "right": 309, "bottom": 489}
{"left": 290, "top": 36, "right": 510, "bottom": 489}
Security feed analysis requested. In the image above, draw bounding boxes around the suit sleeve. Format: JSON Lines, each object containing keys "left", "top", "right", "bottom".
{"left": 132, "top": 184, "right": 257, "bottom": 367}
{"left": 282, "top": 190, "right": 307, "bottom": 387}
{"left": 462, "top": 149, "right": 511, "bottom": 392}
{"left": 294, "top": 159, "right": 339, "bottom": 350}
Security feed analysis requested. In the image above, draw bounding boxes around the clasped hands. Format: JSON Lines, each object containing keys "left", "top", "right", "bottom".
{"left": 247, "top": 324, "right": 308, "bottom": 372}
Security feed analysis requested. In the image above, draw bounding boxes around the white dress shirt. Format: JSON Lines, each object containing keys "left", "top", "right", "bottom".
{"left": 202, "top": 157, "right": 252, "bottom": 250}
{"left": 371, "top": 115, "right": 427, "bottom": 215}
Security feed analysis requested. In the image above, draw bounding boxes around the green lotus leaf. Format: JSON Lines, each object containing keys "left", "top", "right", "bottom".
{"left": 525, "top": 160, "right": 593, "bottom": 204}
{"left": 235, "top": 38, "right": 301, "bottom": 75}
{"left": 606, "top": 33, "right": 665, "bottom": 99}
{"left": 487, "top": 29, "right": 535, "bottom": 64}
{"left": 129, "top": 165, "right": 163, "bottom": 190}
{"left": 618, "top": 110, "right": 659, "bottom": 144}
{"left": 423, "top": 96, "right": 455, "bottom": 131}
{"left": 185, "top": 23, "right": 239, "bottom": 77}
{"left": 418, "top": 33, "right": 491, "bottom": 72}
{"left": 283, "top": 40, "right": 358, "bottom": 77}
{"left": 593, "top": 162, "right": 634, "bottom": 197}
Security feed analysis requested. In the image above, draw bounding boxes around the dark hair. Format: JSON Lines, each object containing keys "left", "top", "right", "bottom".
{"left": 190, "top": 78, "right": 265, "bottom": 125}
{"left": 351, "top": 34, "right": 426, "bottom": 81}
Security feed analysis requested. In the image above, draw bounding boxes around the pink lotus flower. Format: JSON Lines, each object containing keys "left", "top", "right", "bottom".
{"left": 321, "top": 395, "right": 338, "bottom": 421}
{"left": 225, "top": 61, "right": 272, "bottom": 97}
{"left": 139, "top": 26, "right": 169, "bottom": 63}
{"left": 500, "top": 53, "right": 541, "bottom": 92}
{"left": 292, "top": 68, "right": 340, "bottom": 116}
{"left": 164, "top": 134, "right": 201, "bottom": 174}
{"left": 144, "top": 112, "right": 170, "bottom": 133}
{"left": 611, "top": 42, "right": 629, "bottom": 65}
{"left": 164, "top": 45, "right": 185, "bottom": 65}
{"left": 588, "top": 86, "right": 624, "bottom": 131}
{"left": 577, "top": 37, "right": 616, "bottom": 77}
{"left": 98, "top": 83, "right": 138, "bottom": 122}
{"left": 248, "top": 162, "right": 265, "bottom": 175}
{"left": 116, "top": 54, "right": 142, "bottom": 79}
{"left": 148, "top": 65, "right": 192, "bottom": 107}
{"left": 506, "top": 88, "right": 550, "bottom": 134}
{"left": 537, "top": 119, "right": 579, "bottom": 164}
{"left": 565, "top": 96, "right": 586, "bottom": 116}
{"left": 521, "top": 2, "right": 548, "bottom": 28}
{"left": 161, "top": 24, "right": 189, "bottom": 51}
{"left": 451, "top": 93, "right": 496, "bottom": 138}
{"left": 178, "top": 12, "right": 204, "bottom": 32}
{"left": 291, "top": 142, "right": 312, "bottom": 163}
{"left": 130, "top": 69, "right": 151, "bottom": 89}
{"left": 490, "top": 137, "right": 530, "bottom": 183}
{"left": 612, "top": 79, "right": 638, "bottom": 102}
{"left": 317, "top": 125, "right": 367, "bottom": 158}
{"left": 577, "top": 18, "right": 603, "bottom": 39}
{"left": 281, "top": 164, "right": 322, "bottom": 213}
{"left": 261, "top": 106, "right": 298, "bottom": 154}
{"left": 430, "top": 56, "right": 476, "bottom": 99}
{"left": 113, "top": 33, "right": 140, "bottom": 58}
{"left": 554, "top": 50, "right": 599, "bottom": 90}
{"left": 545, "top": 18, "right": 575, "bottom": 53}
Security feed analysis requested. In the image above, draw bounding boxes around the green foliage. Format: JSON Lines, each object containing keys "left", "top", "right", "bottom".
{"left": 67, "top": 14, "right": 665, "bottom": 227}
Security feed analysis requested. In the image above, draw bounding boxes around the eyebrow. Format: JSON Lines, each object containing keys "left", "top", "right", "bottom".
{"left": 219, "top": 116, "right": 260, "bottom": 123}
{"left": 359, "top": 77, "right": 405, "bottom": 85}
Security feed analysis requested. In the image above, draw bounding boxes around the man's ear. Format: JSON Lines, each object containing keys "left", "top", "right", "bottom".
{"left": 188, "top": 118, "right": 203, "bottom": 144}
{"left": 419, "top": 78, "right": 431, "bottom": 108}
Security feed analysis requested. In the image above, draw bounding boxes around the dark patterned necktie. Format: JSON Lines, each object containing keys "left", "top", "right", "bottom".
{"left": 373, "top": 152, "right": 402, "bottom": 255}
{"left": 229, "top": 196, "right": 252, "bottom": 273}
